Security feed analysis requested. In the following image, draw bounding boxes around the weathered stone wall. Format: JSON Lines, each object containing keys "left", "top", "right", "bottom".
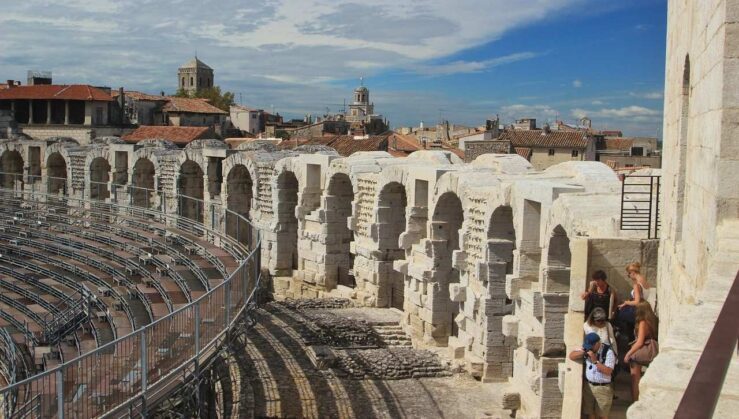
{"left": 629, "top": 1, "right": 739, "bottom": 417}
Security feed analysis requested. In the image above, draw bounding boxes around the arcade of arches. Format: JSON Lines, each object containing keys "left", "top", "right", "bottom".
{"left": 0, "top": 139, "right": 662, "bottom": 418}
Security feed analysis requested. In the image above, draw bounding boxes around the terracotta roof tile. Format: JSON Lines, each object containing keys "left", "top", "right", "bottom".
{"left": 0, "top": 85, "right": 113, "bottom": 101}
{"left": 500, "top": 130, "right": 590, "bottom": 148}
{"left": 514, "top": 147, "right": 532, "bottom": 159}
{"left": 388, "top": 133, "right": 422, "bottom": 153}
{"left": 122, "top": 125, "right": 211, "bottom": 145}
{"left": 601, "top": 137, "right": 634, "bottom": 151}
{"left": 279, "top": 135, "right": 389, "bottom": 156}
{"left": 111, "top": 90, "right": 167, "bottom": 101}
{"left": 162, "top": 96, "right": 227, "bottom": 114}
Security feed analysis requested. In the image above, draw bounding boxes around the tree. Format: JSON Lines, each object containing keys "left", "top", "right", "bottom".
{"left": 173, "top": 86, "right": 235, "bottom": 112}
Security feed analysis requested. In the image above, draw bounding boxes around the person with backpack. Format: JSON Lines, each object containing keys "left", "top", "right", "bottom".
{"left": 569, "top": 332, "right": 617, "bottom": 419}
{"left": 580, "top": 270, "right": 616, "bottom": 320}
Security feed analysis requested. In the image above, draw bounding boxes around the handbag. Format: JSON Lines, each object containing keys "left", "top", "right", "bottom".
{"left": 630, "top": 339, "right": 659, "bottom": 364}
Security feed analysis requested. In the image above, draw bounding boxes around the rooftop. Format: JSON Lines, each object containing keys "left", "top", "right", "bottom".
{"left": 0, "top": 84, "right": 114, "bottom": 101}
{"left": 162, "top": 96, "right": 227, "bottom": 115}
{"left": 500, "top": 129, "right": 590, "bottom": 149}
{"left": 179, "top": 57, "right": 212, "bottom": 70}
{"left": 122, "top": 125, "right": 211, "bottom": 145}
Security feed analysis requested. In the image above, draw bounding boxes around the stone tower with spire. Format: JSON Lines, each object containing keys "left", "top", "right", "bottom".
{"left": 177, "top": 57, "right": 214, "bottom": 94}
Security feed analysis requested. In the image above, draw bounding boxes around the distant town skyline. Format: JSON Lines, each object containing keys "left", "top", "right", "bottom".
{"left": 0, "top": 0, "right": 666, "bottom": 136}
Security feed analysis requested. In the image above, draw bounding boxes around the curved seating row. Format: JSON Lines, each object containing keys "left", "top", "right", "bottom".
{"left": 0, "top": 189, "right": 251, "bottom": 417}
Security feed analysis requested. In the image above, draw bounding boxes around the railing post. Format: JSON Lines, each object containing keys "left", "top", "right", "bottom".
{"left": 56, "top": 369, "right": 64, "bottom": 419}
{"left": 194, "top": 303, "right": 200, "bottom": 355}
{"left": 140, "top": 328, "right": 147, "bottom": 394}
{"left": 224, "top": 281, "right": 231, "bottom": 327}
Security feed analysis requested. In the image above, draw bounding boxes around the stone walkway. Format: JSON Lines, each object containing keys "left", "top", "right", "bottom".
{"left": 228, "top": 301, "right": 509, "bottom": 419}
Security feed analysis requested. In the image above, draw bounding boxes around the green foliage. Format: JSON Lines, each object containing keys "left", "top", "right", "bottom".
{"left": 173, "top": 86, "right": 235, "bottom": 111}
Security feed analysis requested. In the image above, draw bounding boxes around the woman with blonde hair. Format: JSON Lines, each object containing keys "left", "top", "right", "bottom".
{"left": 617, "top": 262, "right": 651, "bottom": 341}
{"left": 624, "top": 300, "right": 659, "bottom": 401}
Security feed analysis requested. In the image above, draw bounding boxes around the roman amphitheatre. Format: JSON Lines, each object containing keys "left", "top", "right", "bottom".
{"left": 0, "top": 1, "right": 737, "bottom": 418}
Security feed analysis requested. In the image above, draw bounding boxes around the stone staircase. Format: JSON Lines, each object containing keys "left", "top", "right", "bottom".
{"left": 374, "top": 324, "right": 412, "bottom": 347}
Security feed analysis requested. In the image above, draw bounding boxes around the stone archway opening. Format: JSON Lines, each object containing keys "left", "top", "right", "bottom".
{"left": 431, "top": 191, "right": 464, "bottom": 339}
{"left": 226, "top": 165, "right": 253, "bottom": 247}
{"left": 326, "top": 173, "right": 355, "bottom": 288}
{"left": 132, "top": 158, "right": 155, "bottom": 208}
{"left": 276, "top": 171, "right": 299, "bottom": 273}
{"left": 484, "top": 205, "right": 516, "bottom": 380}
{"left": 543, "top": 225, "right": 571, "bottom": 358}
{"left": 0, "top": 150, "right": 24, "bottom": 190}
{"left": 178, "top": 160, "right": 204, "bottom": 222}
{"left": 377, "top": 181, "right": 408, "bottom": 309}
{"left": 47, "top": 152, "right": 67, "bottom": 195}
{"left": 89, "top": 157, "right": 111, "bottom": 200}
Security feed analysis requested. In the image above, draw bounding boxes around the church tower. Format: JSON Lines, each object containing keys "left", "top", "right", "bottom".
{"left": 347, "top": 79, "right": 374, "bottom": 123}
{"left": 177, "top": 57, "right": 214, "bottom": 94}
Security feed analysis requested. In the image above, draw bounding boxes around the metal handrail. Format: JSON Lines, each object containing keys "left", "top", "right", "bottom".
{"left": 0, "top": 172, "right": 262, "bottom": 418}
{"left": 674, "top": 270, "right": 739, "bottom": 419}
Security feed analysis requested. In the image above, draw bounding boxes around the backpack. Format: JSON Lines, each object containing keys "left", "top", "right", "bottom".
{"left": 598, "top": 344, "right": 619, "bottom": 378}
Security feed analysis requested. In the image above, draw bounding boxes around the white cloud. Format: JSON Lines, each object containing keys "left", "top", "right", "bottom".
{"left": 572, "top": 105, "right": 662, "bottom": 122}
{"left": 500, "top": 104, "right": 559, "bottom": 123}
{"left": 572, "top": 79, "right": 583, "bottom": 88}
{"left": 629, "top": 91, "right": 663, "bottom": 99}
{"left": 591, "top": 100, "right": 604, "bottom": 105}
{"left": 412, "top": 52, "right": 538, "bottom": 76}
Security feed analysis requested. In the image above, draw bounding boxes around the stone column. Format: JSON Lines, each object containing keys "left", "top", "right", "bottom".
{"left": 28, "top": 101, "right": 33, "bottom": 124}
{"left": 46, "top": 100, "right": 52, "bottom": 124}
{"left": 64, "top": 100, "right": 69, "bottom": 125}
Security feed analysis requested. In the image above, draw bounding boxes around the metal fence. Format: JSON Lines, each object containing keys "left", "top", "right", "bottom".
{"left": 619, "top": 174, "right": 661, "bottom": 239}
{"left": 0, "top": 172, "right": 262, "bottom": 418}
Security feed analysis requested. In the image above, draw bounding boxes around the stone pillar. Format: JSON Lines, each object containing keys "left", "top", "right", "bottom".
{"left": 64, "top": 100, "right": 69, "bottom": 125}
{"left": 46, "top": 100, "right": 52, "bottom": 124}
{"left": 28, "top": 101, "right": 33, "bottom": 124}
{"left": 10, "top": 101, "right": 15, "bottom": 114}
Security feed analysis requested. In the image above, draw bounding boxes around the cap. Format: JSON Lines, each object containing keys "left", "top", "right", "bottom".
{"left": 583, "top": 332, "right": 601, "bottom": 351}
{"left": 592, "top": 308, "right": 607, "bottom": 321}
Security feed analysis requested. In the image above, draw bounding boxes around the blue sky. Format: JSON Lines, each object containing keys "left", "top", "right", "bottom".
{"left": 0, "top": 0, "right": 667, "bottom": 136}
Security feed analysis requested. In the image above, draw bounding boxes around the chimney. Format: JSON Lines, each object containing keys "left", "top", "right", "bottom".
{"left": 118, "top": 88, "right": 126, "bottom": 124}
{"left": 6, "top": 80, "right": 14, "bottom": 89}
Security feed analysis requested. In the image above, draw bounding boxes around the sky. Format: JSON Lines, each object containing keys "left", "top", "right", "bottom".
{"left": 0, "top": 0, "right": 667, "bottom": 137}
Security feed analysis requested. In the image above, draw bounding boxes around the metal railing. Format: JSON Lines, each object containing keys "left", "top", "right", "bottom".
{"left": 674, "top": 270, "right": 739, "bottom": 419}
{"left": 0, "top": 172, "right": 262, "bottom": 418}
{"left": 620, "top": 174, "right": 661, "bottom": 239}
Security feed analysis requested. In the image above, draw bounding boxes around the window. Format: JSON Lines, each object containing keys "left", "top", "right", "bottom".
{"left": 181, "top": 77, "right": 185, "bottom": 87}
{"left": 95, "top": 107, "right": 103, "bottom": 124}
{"left": 571, "top": 150, "right": 579, "bottom": 157}
{"left": 631, "top": 147, "right": 644, "bottom": 156}
{"left": 625, "top": 164, "right": 635, "bottom": 168}
{"left": 548, "top": 149, "right": 555, "bottom": 156}
{"left": 190, "top": 77, "right": 194, "bottom": 86}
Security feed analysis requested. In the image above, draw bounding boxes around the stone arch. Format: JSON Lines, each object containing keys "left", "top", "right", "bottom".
{"left": 325, "top": 172, "right": 356, "bottom": 288}
{"left": 46, "top": 152, "right": 67, "bottom": 194}
{"left": 132, "top": 157, "right": 156, "bottom": 207}
{"left": 274, "top": 170, "right": 299, "bottom": 273}
{"left": 226, "top": 164, "right": 253, "bottom": 245}
{"left": 483, "top": 205, "right": 517, "bottom": 380}
{"left": 376, "top": 181, "right": 408, "bottom": 309}
{"left": 431, "top": 191, "right": 464, "bottom": 339}
{"left": 178, "top": 159, "right": 205, "bottom": 222}
{"left": 0, "top": 150, "right": 24, "bottom": 190}
{"left": 89, "top": 157, "right": 111, "bottom": 200}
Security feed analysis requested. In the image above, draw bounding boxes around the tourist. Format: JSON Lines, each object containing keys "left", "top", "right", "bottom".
{"left": 584, "top": 307, "right": 617, "bottom": 355}
{"left": 580, "top": 270, "right": 616, "bottom": 319}
{"left": 569, "top": 332, "right": 616, "bottom": 419}
{"left": 624, "top": 301, "right": 659, "bottom": 402}
{"left": 616, "top": 262, "right": 651, "bottom": 341}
